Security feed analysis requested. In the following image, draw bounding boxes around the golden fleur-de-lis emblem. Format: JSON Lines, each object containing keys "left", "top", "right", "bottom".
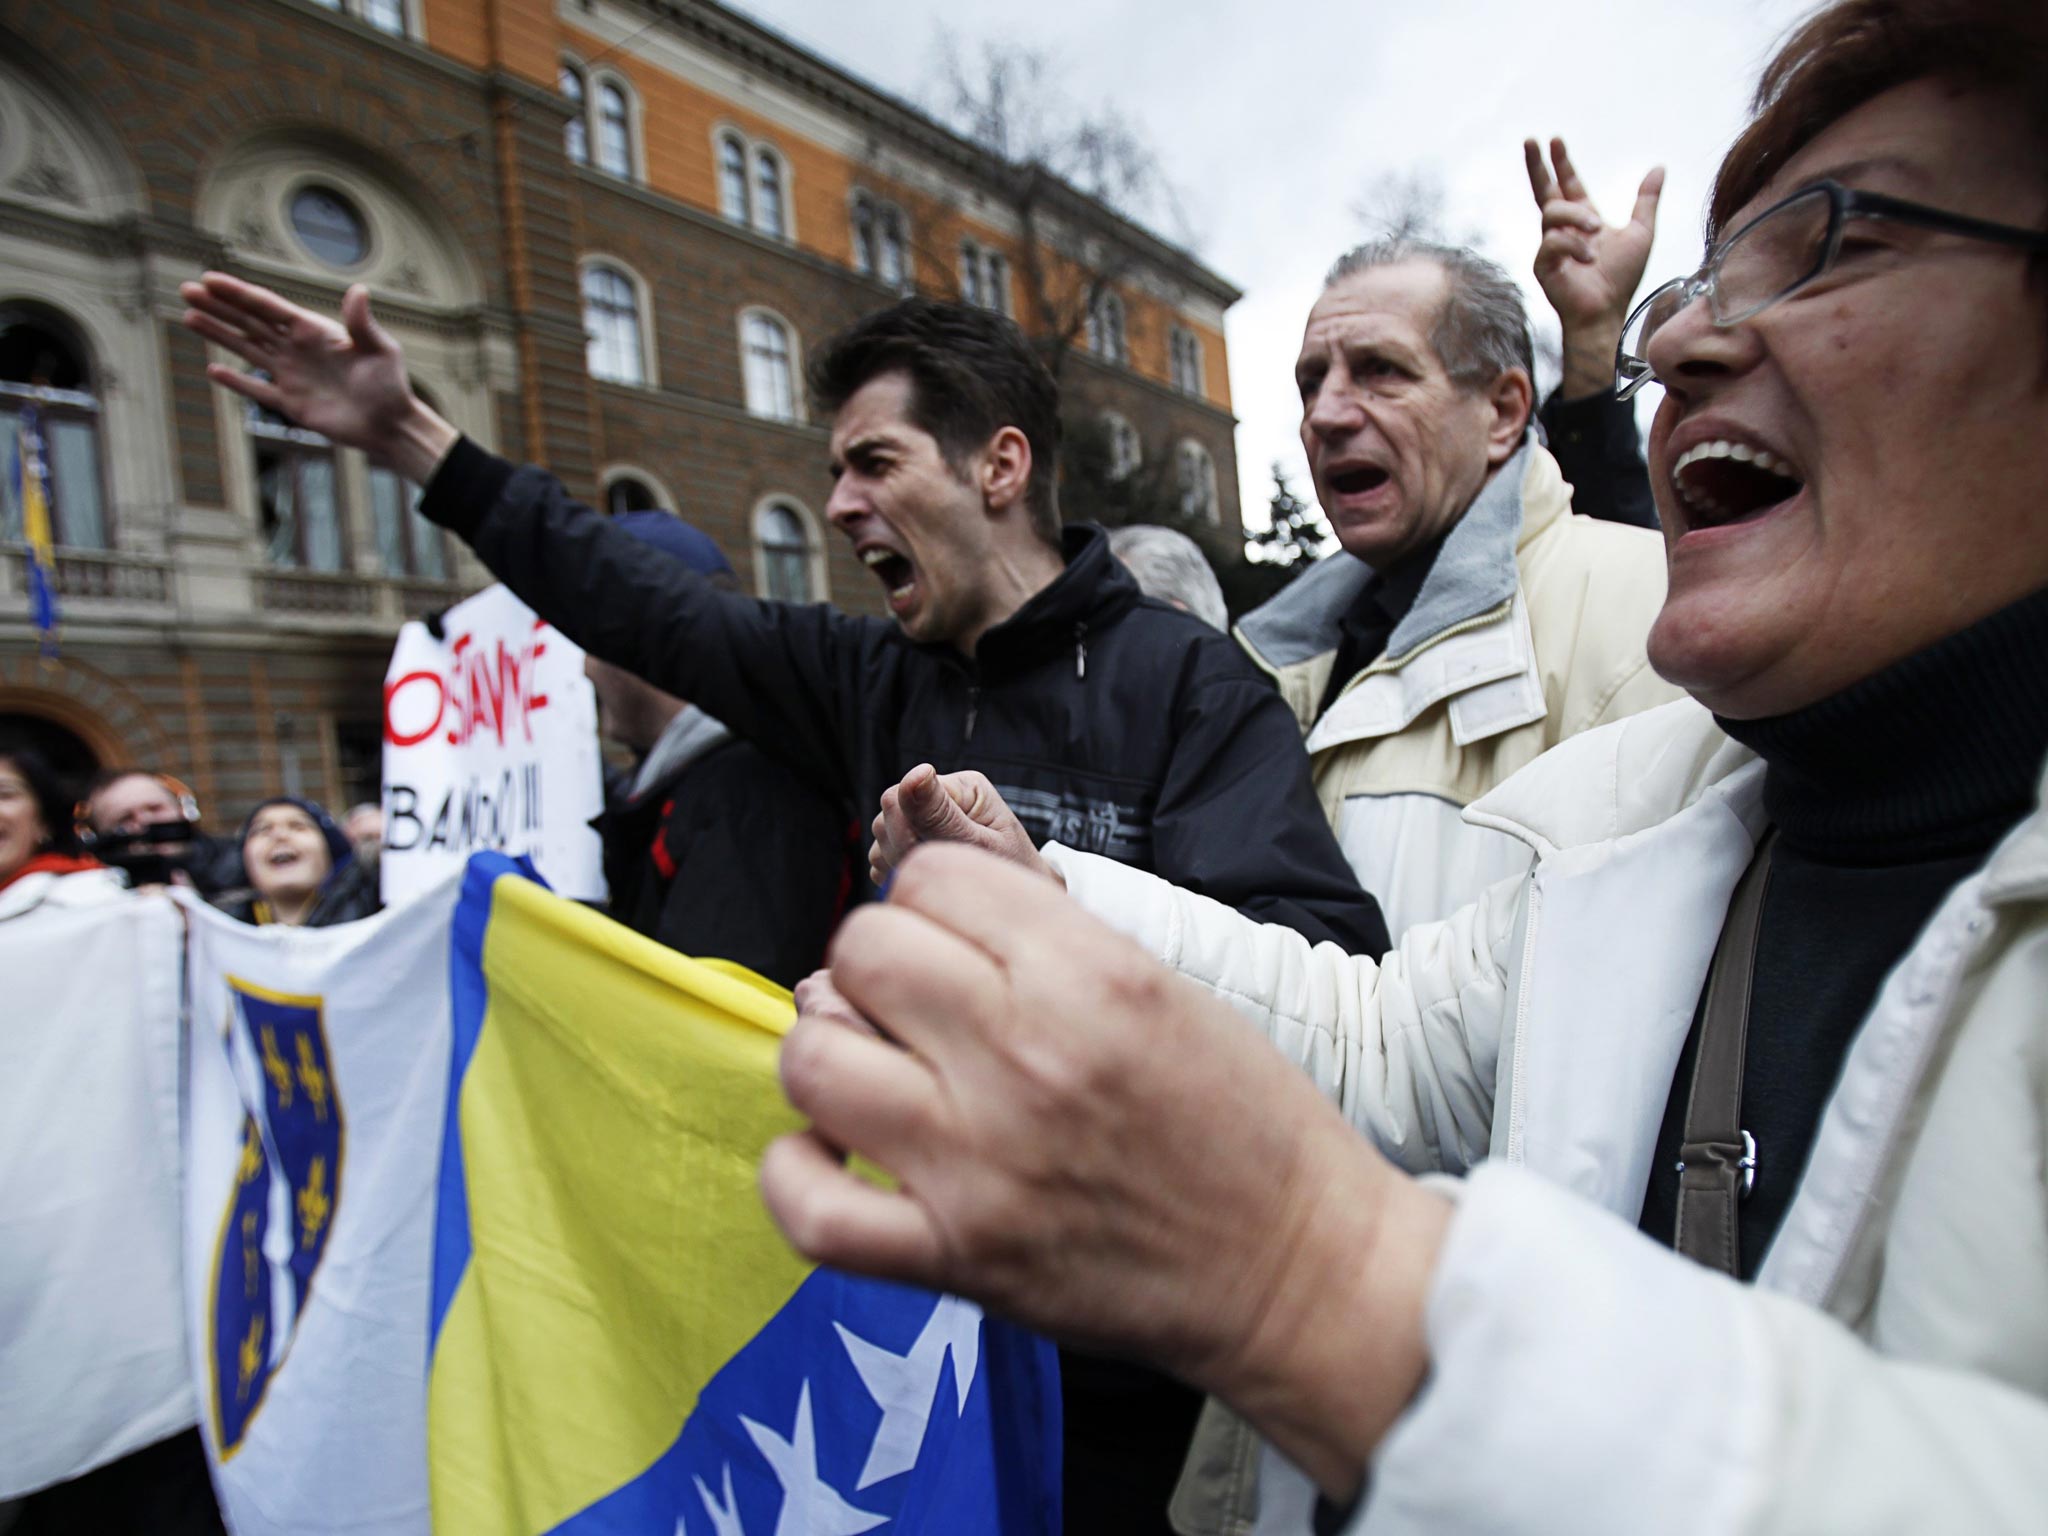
{"left": 260, "top": 1025, "right": 294, "bottom": 1109}
{"left": 237, "top": 1125, "right": 264, "bottom": 1186}
{"left": 297, "top": 1155, "right": 332, "bottom": 1247}
{"left": 237, "top": 1314, "right": 266, "bottom": 1401}
{"left": 295, "top": 1034, "right": 330, "bottom": 1123}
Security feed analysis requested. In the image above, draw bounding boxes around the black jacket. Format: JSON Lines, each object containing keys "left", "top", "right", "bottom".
{"left": 1539, "top": 387, "right": 1658, "bottom": 529}
{"left": 422, "top": 440, "right": 1388, "bottom": 957}
{"left": 595, "top": 732, "right": 853, "bottom": 989}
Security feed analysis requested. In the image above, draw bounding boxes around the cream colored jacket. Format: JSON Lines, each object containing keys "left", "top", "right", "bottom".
{"left": 1047, "top": 700, "right": 2048, "bottom": 1535}
{"left": 1235, "top": 440, "right": 1680, "bottom": 938}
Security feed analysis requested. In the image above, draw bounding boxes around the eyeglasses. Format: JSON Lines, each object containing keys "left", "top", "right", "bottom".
{"left": 1614, "top": 178, "right": 2048, "bottom": 401}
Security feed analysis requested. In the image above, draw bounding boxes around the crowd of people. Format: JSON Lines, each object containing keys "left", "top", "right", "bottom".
{"left": 9, "top": 0, "right": 2046, "bottom": 1528}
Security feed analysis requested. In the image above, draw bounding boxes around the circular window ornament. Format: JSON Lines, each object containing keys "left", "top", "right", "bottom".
{"left": 289, "top": 185, "right": 371, "bottom": 269}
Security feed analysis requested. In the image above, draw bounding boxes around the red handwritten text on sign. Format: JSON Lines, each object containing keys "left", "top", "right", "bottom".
{"left": 384, "top": 622, "right": 552, "bottom": 749}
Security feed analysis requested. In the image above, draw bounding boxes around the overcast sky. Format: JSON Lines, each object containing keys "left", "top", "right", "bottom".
{"left": 727, "top": 0, "right": 1815, "bottom": 528}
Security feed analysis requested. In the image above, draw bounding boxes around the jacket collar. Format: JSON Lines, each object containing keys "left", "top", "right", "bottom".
{"left": 1464, "top": 698, "right": 1762, "bottom": 859}
{"left": 629, "top": 704, "right": 733, "bottom": 800}
{"left": 960, "top": 523, "right": 1139, "bottom": 675}
{"left": 1239, "top": 437, "right": 1558, "bottom": 673}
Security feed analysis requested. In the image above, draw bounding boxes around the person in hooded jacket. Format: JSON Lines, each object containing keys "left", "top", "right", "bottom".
{"left": 588, "top": 511, "right": 853, "bottom": 987}
{"left": 220, "top": 796, "right": 380, "bottom": 928}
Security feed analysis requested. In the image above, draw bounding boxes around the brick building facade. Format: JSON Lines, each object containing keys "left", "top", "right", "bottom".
{"left": 0, "top": 0, "right": 1243, "bottom": 823}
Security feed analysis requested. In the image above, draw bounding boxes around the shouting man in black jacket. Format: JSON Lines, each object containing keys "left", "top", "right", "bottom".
{"left": 180, "top": 273, "right": 1388, "bottom": 1534}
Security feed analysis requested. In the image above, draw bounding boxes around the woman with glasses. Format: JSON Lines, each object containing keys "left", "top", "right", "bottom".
{"left": 764, "top": 2, "right": 2048, "bottom": 1531}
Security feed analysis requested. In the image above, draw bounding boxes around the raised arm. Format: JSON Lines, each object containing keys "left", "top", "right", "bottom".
{"left": 181, "top": 274, "right": 883, "bottom": 797}
{"left": 1523, "top": 137, "right": 1661, "bottom": 528}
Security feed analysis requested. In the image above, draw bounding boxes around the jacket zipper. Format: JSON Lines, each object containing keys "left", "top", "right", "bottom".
{"left": 964, "top": 682, "right": 979, "bottom": 742}
{"left": 1074, "top": 621, "right": 1088, "bottom": 680}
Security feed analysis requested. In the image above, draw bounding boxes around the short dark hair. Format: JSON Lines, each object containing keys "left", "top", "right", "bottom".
{"left": 808, "top": 297, "right": 1063, "bottom": 544}
{"left": 1712, "top": 0, "right": 2048, "bottom": 245}
{"left": 0, "top": 746, "right": 82, "bottom": 857}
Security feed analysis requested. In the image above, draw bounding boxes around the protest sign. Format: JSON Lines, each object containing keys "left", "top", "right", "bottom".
{"left": 379, "top": 584, "right": 606, "bottom": 904}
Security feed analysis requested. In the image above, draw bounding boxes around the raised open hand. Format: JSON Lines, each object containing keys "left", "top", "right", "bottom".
{"left": 179, "top": 273, "right": 455, "bottom": 482}
{"left": 1524, "top": 138, "right": 1663, "bottom": 399}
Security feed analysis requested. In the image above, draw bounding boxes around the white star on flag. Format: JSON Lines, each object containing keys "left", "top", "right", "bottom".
{"left": 834, "top": 1296, "right": 984, "bottom": 1490}
{"left": 687, "top": 1463, "right": 746, "bottom": 1536}
{"left": 741, "top": 1381, "right": 888, "bottom": 1536}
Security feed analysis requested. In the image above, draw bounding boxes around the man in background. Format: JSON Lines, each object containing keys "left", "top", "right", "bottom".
{"left": 587, "top": 512, "right": 851, "bottom": 989}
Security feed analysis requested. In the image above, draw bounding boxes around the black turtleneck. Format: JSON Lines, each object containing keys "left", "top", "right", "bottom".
{"left": 1316, "top": 531, "right": 1449, "bottom": 717}
{"left": 1640, "top": 586, "right": 2048, "bottom": 1277}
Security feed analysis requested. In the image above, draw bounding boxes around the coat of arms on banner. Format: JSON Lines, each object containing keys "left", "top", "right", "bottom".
{"left": 207, "top": 979, "right": 345, "bottom": 1457}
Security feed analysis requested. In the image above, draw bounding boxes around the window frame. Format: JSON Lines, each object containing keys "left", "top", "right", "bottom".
{"left": 1175, "top": 438, "right": 1221, "bottom": 525}
{"left": 1170, "top": 325, "right": 1205, "bottom": 397}
{"left": 715, "top": 125, "right": 796, "bottom": 241}
{"left": 0, "top": 303, "right": 112, "bottom": 551}
{"left": 559, "top": 62, "right": 589, "bottom": 167}
{"left": 958, "top": 238, "right": 1011, "bottom": 316}
{"left": 737, "top": 307, "right": 801, "bottom": 424}
{"left": 580, "top": 258, "right": 656, "bottom": 389}
{"left": 750, "top": 494, "right": 828, "bottom": 603}
{"left": 1101, "top": 410, "right": 1142, "bottom": 481}
{"left": 1088, "top": 288, "right": 1129, "bottom": 366}
{"left": 247, "top": 399, "right": 349, "bottom": 572}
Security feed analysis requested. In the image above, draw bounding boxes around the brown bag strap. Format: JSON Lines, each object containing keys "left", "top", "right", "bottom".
{"left": 1673, "top": 828, "right": 1776, "bottom": 1277}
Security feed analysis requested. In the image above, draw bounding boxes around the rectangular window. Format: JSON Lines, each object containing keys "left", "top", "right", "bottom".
{"left": 370, "top": 467, "right": 445, "bottom": 579}
{"left": 360, "top": 0, "right": 406, "bottom": 35}
{"left": 2, "top": 402, "right": 109, "bottom": 550}
{"left": 256, "top": 440, "right": 345, "bottom": 572}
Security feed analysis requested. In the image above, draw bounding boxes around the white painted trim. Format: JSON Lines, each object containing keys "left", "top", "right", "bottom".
{"left": 750, "top": 493, "right": 829, "bottom": 603}
{"left": 598, "top": 461, "right": 681, "bottom": 515}
{"left": 735, "top": 305, "right": 803, "bottom": 424}
{"left": 586, "top": 65, "right": 645, "bottom": 185}
{"left": 577, "top": 254, "right": 660, "bottom": 390}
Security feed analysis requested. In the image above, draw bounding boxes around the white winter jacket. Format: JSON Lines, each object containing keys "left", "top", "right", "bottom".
{"left": 1045, "top": 699, "right": 2048, "bottom": 1534}
{"left": 1235, "top": 440, "right": 1678, "bottom": 938}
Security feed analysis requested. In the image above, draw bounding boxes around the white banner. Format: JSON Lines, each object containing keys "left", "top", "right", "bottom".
{"left": 0, "top": 883, "right": 190, "bottom": 1498}
{"left": 379, "top": 583, "right": 606, "bottom": 905}
{"left": 179, "top": 883, "right": 459, "bottom": 1536}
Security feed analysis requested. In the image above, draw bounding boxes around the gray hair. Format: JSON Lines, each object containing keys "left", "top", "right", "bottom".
{"left": 1324, "top": 238, "right": 1535, "bottom": 391}
{"left": 1108, "top": 525, "right": 1229, "bottom": 631}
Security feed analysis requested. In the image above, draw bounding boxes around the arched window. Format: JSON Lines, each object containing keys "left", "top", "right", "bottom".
{"left": 560, "top": 65, "right": 588, "bottom": 166}
{"left": 1102, "top": 412, "right": 1142, "bottom": 481}
{"left": 1087, "top": 289, "right": 1128, "bottom": 366}
{"left": 754, "top": 500, "right": 816, "bottom": 603}
{"left": 753, "top": 148, "right": 786, "bottom": 240}
{"left": 0, "top": 306, "right": 108, "bottom": 550}
{"left": 1176, "top": 439, "right": 1220, "bottom": 524}
{"left": 605, "top": 475, "right": 661, "bottom": 516}
{"left": 246, "top": 380, "right": 345, "bottom": 571}
{"left": 717, "top": 132, "right": 751, "bottom": 224}
{"left": 368, "top": 385, "right": 450, "bottom": 579}
{"left": 582, "top": 263, "right": 645, "bottom": 386}
{"left": 740, "top": 311, "right": 797, "bottom": 422}
{"left": 595, "top": 79, "right": 633, "bottom": 180}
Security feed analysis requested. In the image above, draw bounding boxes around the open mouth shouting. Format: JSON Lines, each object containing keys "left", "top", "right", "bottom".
{"left": 1670, "top": 438, "right": 1806, "bottom": 533}
{"left": 859, "top": 543, "right": 919, "bottom": 616}
{"left": 1322, "top": 458, "right": 1394, "bottom": 513}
